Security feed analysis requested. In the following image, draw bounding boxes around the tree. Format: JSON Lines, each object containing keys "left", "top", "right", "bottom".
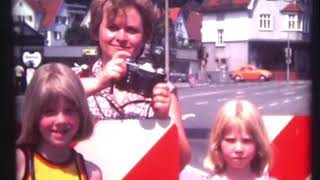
{"left": 64, "top": 25, "right": 95, "bottom": 46}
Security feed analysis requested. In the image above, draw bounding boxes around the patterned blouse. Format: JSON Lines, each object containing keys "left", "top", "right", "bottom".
{"left": 87, "top": 59, "right": 155, "bottom": 121}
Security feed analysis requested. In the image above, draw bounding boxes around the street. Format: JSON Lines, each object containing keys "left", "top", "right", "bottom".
{"left": 178, "top": 80, "right": 311, "bottom": 174}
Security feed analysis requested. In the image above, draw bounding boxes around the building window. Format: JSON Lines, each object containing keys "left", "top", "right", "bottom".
{"left": 17, "top": 15, "right": 25, "bottom": 22}
{"left": 27, "top": 16, "right": 32, "bottom": 22}
{"left": 217, "top": 29, "right": 224, "bottom": 46}
{"left": 54, "top": 31, "right": 61, "bottom": 40}
{"left": 287, "top": 14, "right": 303, "bottom": 31}
{"left": 216, "top": 13, "right": 225, "bottom": 21}
{"left": 259, "top": 14, "right": 272, "bottom": 30}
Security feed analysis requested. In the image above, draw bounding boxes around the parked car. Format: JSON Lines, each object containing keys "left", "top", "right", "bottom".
{"left": 169, "top": 72, "right": 188, "bottom": 83}
{"left": 229, "top": 64, "right": 272, "bottom": 82}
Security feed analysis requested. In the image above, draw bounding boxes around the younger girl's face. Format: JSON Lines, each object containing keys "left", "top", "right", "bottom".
{"left": 39, "top": 96, "right": 79, "bottom": 148}
{"left": 220, "top": 127, "right": 256, "bottom": 170}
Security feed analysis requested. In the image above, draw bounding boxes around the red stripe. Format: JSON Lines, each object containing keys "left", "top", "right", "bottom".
{"left": 123, "top": 124, "right": 179, "bottom": 180}
{"left": 270, "top": 116, "right": 311, "bottom": 180}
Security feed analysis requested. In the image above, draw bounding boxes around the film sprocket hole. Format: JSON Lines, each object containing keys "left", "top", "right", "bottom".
{"left": 116, "top": 60, "right": 165, "bottom": 97}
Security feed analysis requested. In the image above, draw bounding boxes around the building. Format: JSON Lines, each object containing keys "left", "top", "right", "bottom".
{"left": 12, "top": 0, "right": 88, "bottom": 46}
{"left": 200, "top": 0, "right": 311, "bottom": 80}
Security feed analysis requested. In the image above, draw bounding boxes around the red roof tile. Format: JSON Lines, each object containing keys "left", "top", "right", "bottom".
{"left": 26, "top": 0, "right": 63, "bottom": 29}
{"left": 281, "top": 2, "right": 304, "bottom": 13}
{"left": 186, "top": 11, "right": 202, "bottom": 41}
{"left": 201, "top": 0, "right": 251, "bottom": 12}
{"left": 25, "top": 0, "right": 45, "bottom": 13}
{"left": 169, "top": 8, "right": 181, "bottom": 24}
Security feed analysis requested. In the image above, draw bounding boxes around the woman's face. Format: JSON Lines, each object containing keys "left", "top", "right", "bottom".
{"left": 220, "top": 127, "right": 256, "bottom": 170}
{"left": 98, "top": 6, "right": 144, "bottom": 61}
{"left": 39, "top": 96, "right": 79, "bottom": 148}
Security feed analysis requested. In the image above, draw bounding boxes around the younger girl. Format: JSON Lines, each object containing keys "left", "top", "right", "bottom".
{"left": 16, "top": 63, "right": 102, "bottom": 180}
{"left": 204, "top": 99, "right": 274, "bottom": 180}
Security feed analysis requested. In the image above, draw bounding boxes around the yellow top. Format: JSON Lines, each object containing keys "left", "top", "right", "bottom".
{"left": 33, "top": 152, "right": 80, "bottom": 180}
{"left": 23, "top": 148, "right": 87, "bottom": 180}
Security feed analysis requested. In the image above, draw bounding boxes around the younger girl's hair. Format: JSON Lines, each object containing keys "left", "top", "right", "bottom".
{"left": 17, "top": 63, "right": 93, "bottom": 146}
{"left": 205, "top": 99, "right": 271, "bottom": 175}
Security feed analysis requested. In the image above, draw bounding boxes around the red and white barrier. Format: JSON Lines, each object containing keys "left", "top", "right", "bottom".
{"left": 263, "top": 115, "right": 311, "bottom": 180}
{"left": 74, "top": 119, "right": 179, "bottom": 180}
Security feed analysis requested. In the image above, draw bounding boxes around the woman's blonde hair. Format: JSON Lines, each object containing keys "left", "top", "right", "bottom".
{"left": 204, "top": 99, "right": 271, "bottom": 175}
{"left": 17, "top": 63, "right": 93, "bottom": 146}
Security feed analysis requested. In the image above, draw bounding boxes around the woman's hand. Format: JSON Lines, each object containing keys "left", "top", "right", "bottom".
{"left": 97, "top": 51, "right": 130, "bottom": 86}
{"left": 152, "top": 82, "right": 171, "bottom": 119}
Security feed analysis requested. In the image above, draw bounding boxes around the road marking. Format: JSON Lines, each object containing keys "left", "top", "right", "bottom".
{"left": 217, "top": 98, "right": 228, "bottom": 102}
{"left": 269, "top": 102, "right": 278, "bottom": 107}
{"left": 295, "top": 96, "right": 303, "bottom": 100}
{"left": 254, "top": 92, "right": 261, "bottom": 95}
{"left": 182, "top": 113, "right": 196, "bottom": 121}
{"left": 283, "top": 99, "right": 291, "bottom": 103}
{"left": 283, "top": 92, "right": 295, "bottom": 95}
{"left": 258, "top": 106, "right": 264, "bottom": 110}
{"left": 195, "top": 101, "right": 208, "bottom": 106}
{"left": 236, "top": 91, "right": 244, "bottom": 95}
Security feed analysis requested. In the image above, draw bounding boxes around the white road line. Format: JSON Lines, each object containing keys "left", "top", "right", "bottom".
{"left": 236, "top": 91, "right": 244, "bottom": 95}
{"left": 258, "top": 106, "right": 264, "bottom": 110}
{"left": 269, "top": 102, "right": 278, "bottom": 107}
{"left": 295, "top": 96, "right": 303, "bottom": 100}
{"left": 182, "top": 113, "right": 196, "bottom": 121}
{"left": 283, "top": 99, "right": 291, "bottom": 103}
{"left": 217, "top": 98, "right": 228, "bottom": 102}
{"left": 283, "top": 92, "right": 295, "bottom": 95}
{"left": 254, "top": 92, "right": 261, "bottom": 95}
{"left": 195, "top": 101, "right": 208, "bottom": 105}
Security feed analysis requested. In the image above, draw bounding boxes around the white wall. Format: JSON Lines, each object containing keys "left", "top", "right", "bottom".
{"left": 202, "top": 11, "right": 250, "bottom": 43}
{"left": 12, "top": 0, "right": 36, "bottom": 28}
{"left": 250, "top": 0, "right": 311, "bottom": 41}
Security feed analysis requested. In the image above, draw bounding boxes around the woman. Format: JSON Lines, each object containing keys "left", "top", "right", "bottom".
{"left": 81, "top": 0, "right": 191, "bottom": 171}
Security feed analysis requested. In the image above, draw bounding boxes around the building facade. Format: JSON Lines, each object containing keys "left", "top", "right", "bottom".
{"left": 200, "top": 0, "right": 311, "bottom": 80}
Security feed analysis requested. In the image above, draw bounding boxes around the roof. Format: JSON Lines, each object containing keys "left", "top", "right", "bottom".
{"left": 169, "top": 8, "right": 181, "bottom": 24}
{"left": 186, "top": 11, "right": 202, "bottom": 41}
{"left": 25, "top": 0, "right": 45, "bottom": 13}
{"left": 200, "top": 0, "right": 251, "bottom": 12}
{"left": 280, "top": 2, "right": 304, "bottom": 13}
{"left": 25, "top": 0, "right": 63, "bottom": 29}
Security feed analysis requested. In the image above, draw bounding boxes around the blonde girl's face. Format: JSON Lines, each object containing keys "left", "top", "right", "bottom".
{"left": 39, "top": 96, "right": 79, "bottom": 148}
{"left": 220, "top": 127, "right": 256, "bottom": 170}
{"left": 98, "top": 6, "right": 144, "bottom": 61}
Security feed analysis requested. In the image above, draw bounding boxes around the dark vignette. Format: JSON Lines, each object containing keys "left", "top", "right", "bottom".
{"left": 1, "top": 0, "right": 15, "bottom": 179}
{"left": 311, "top": 0, "right": 319, "bottom": 179}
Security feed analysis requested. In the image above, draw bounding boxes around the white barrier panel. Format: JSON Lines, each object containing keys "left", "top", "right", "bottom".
{"left": 74, "top": 119, "right": 179, "bottom": 180}
{"left": 263, "top": 116, "right": 311, "bottom": 180}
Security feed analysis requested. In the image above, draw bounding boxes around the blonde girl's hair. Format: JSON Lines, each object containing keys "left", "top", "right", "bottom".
{"left": 204, "top": 99, "right": 271, "bottom": 175}
{"left": 17, "top": 63, "right": 93, "bottom": 146}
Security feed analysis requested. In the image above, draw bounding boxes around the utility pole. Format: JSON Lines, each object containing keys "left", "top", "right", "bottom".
{"left": 285, "top": 32, "right": 292, "bottom": 81}
{"left": 164, "top": 0, "right": 170, "bottom": 80}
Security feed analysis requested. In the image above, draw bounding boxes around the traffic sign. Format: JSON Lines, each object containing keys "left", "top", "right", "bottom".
{"left": 284, "top": 47, "right": 292, "bottom": 59}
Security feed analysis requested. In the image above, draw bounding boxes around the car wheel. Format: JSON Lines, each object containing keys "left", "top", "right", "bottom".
{"left": 234, "top": 75, "right": 241, "bottom": 82}
{"left": 259, "top": 75, "right": 266, "bottom": 81}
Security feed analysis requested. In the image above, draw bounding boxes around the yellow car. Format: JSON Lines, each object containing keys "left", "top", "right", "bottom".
{"left": 229, "top": 64, "right": 273, "bottom": 82}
